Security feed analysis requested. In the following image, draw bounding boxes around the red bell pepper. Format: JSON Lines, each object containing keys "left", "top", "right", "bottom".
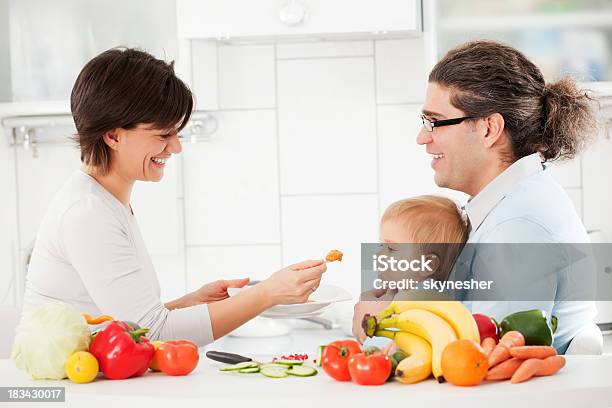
{"left": 89, "top": 321, "right": 155, "bottom": 380}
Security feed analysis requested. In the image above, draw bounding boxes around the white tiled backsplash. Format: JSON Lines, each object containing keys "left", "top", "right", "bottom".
{"left": 0, "top": 37, "right": 601, "bottom": 312}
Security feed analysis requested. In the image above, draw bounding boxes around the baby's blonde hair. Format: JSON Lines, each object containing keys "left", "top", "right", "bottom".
{"left": 381, "top": 195, "right": 469, "bottom": 281}
{"left": 382, "top": 195, "right": 469, "bottom": 244}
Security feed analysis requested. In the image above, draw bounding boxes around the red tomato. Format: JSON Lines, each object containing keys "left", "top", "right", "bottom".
{"left": 347, "top": 352, "right": 392, "bottom": 386}
{"left": 321, "top": 340, "right": 362, "bottom": 381}
{"left": 156, "top": 340, "right": 200, "bottom": 376}
{"left": 473, "top": 314, "right": 499, "bottom": 342}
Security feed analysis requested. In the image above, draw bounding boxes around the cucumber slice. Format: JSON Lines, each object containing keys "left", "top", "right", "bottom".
{"left": 238, "top": 367, "right": 260, "bottom": 374}
{"left": 260, "top": 365, "right": 289, "bottom": 378}
{"left": 315, "top": 345, "right": 325, "bottom": 367}
{"left": 219, "top": 361, "right": 259, "bottom": 371}
{"left": 274, "top": 359, "right": 304, "bottom": 366}
{"left": 287, "top": 365, "right": 317, "bottom": 377}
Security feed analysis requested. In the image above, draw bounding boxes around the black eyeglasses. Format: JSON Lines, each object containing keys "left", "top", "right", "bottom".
{"left": 421, "top": 114, "right": 473, "bottom": 132}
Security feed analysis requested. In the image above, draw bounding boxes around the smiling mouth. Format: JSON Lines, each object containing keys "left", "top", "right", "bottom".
{"left": 151, "top": 157, "right": 168, "bottom": 166}
{"left": 430, "top": 153, "right": 445, "bottom": 159}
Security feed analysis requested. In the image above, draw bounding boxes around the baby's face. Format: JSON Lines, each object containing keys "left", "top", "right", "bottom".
{"left": 377, "top": 219, "right": 421, "bottom": 283}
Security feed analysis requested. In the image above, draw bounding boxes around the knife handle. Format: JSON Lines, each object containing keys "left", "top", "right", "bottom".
{"left": 206, "top": 350, "right": 253, "bottom": 364}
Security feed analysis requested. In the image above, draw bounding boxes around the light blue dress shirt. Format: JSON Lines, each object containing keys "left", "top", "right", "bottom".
{"left": 458, "top": 153, "right": 597, "bottom": 353}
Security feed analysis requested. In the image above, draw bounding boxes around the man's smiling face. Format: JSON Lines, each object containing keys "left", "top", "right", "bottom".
{"left": 416, "top": 82, "right": 488, "bottom": 196}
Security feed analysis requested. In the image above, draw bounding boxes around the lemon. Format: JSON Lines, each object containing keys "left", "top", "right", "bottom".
{"left": 65, "top": 351, "right": 99, "bottom": 384}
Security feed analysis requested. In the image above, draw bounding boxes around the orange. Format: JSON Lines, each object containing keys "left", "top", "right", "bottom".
{"left": 441, "top": 339, "right": 488, "bottom": 386}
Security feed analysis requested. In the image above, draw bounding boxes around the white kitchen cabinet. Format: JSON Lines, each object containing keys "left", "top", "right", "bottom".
{"left": 176, "top": 0, "right": 422, "bottom": 41}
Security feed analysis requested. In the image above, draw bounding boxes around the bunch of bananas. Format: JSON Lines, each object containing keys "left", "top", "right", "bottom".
{"left": 364, "top": 300, "right": 480, "bottom": 383}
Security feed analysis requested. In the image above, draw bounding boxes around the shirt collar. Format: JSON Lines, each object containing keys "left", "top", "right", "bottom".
{"left": 465, "top": 153, "right": 544, "bottom": 234}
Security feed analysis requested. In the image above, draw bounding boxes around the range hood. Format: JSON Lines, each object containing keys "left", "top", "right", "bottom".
{"left": 176, "top": 0, "right": 423, "bottom": 45}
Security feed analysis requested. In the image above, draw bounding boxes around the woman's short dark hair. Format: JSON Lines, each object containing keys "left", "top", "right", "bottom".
{"left": 429, "top": 40, "right": 597, "bottom": 163}
{"left": 71, "top": 47, "right": 194, "bottom": 174}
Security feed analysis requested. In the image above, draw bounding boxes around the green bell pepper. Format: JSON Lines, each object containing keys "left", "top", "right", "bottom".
{"left": 499, "top": 309, "right": 557, "bottom": 346}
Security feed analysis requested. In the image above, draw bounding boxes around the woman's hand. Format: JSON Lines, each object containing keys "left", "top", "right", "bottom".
{"left": 192, "top": 278, "right": 251, "bottom": 303}
{"left": 165, "top": 278, "right": 250, "bottom": 310}
{"left": 352, "top": 289, "right": 396, "bottom": 343}
{"left": 257, "top": 259, "right": 327, "bottom": 306}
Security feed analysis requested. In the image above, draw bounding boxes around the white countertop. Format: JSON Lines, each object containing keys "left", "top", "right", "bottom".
{"left": 2, "top": 329, "right": 612, "bottom": 408}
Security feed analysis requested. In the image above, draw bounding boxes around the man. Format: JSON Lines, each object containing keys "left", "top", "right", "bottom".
{"left": 353, "top": 40, "right": 599, "bottom": 353}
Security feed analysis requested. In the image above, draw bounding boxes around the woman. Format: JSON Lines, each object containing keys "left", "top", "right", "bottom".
{"left": 22, "top": 48, "right": 327, "bottom": 345}
{"left": 354, "top": 40, "right": 599, "bottom": 353}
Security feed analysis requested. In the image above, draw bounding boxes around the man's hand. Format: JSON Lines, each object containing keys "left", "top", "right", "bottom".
{"left": 352, "top": 289, "right": 396, "bottom": 343}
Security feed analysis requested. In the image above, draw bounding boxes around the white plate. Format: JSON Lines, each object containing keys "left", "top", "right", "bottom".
{"left": 228, "top": 284, "right": 352, "bottom": 316}
{"left": 260, "top": 310, "right": 324, "bottom": 319}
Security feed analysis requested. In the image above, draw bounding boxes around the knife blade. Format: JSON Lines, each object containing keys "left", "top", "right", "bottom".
{"left": 205, "top": 350, "right": 254, "bottom": 365}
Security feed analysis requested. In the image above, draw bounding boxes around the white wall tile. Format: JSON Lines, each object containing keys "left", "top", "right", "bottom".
{"left": 186, "top": 245, "right": 281, "bottom": 291}
{"left": 375, "top": 39, "right": 426, "bottom": 104}
{"left": 548, "top": 158, "right": 581, "bottom": 188}
{"left": 276, "top": 41, "right": 373, "bottom": 59}
{"left": 0, "top": 135, "right": 16, "bottom": 305}
{"left": 191, "top": 40, "right": 219, "bottom": 110}
{"left": 132, "top": 158, "right": 180, "bottom": 255}
{"left": 183, "top": 110, "right": 280, "bottom": 245}
{"left": 218, "top": 44, "right": 276, "bottom": 109}
{"left": 151, "top": 252, "right": 186, "bottom": 302}
{"left": 378, "top": 105, "right": 469, "bottom": 213}
{"left": 16, "top": 145, "right": 82, "bottom": 249}
{"left": 583, "top": 130, "right": 612, "bottom": 239}
{"left": 281, "top": 195, "right": 379, "bottom": 300}
{"left": 277, "top": 57, "right": 377, "bottom": 194}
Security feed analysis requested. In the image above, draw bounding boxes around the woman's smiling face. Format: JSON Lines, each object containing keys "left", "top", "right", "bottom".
{"left": 113, "top": 123, "right": 182, "bottom": 182}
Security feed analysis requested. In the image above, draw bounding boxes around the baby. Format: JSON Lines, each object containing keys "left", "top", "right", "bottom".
{"left": 378, "top": 194, "right": 469, "bottom": 285}
{"left": 353, "top": 194, "right": 470, "bottom": 343}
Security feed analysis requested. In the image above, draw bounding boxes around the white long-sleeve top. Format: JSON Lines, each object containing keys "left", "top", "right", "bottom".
{"left": 22, "top": 170, "right": 214, "bottom": 345}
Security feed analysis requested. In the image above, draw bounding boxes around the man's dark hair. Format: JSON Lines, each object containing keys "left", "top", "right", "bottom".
{"left": 71, "top": 47, "right": 193, "bottom": 174}
{"left": 429, "top": 40, "right": 596, "bottom": 163}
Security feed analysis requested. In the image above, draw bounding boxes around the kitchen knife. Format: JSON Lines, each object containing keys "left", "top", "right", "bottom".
{"left": 205, "top": 350, "right": 254, "bottom": 365}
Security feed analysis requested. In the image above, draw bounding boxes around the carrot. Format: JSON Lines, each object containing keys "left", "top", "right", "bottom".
{"left": 83, "top": 313, "right": 114, "bottom": 325}
{"left": 481, "top": 337, "right": 496, "bottom": 357}
{"left": 486, "top": 357, "right": 524, "bottom": 381}
{"left": 534, "top": 356, "right": 566, "bottom": 377}
{"left": 510, "top": 346, "right": 556, "bottom": 360}
{"left": 510, "top": 356, "right": 566, "bottom": 384}
{"left": 488, "top": 331, "right": 525, "bottom": 368}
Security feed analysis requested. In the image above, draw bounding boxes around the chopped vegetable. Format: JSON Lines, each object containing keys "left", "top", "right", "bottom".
{"left": 287, "top": 365, "right": 317, "bottom": 377}
{"left": 219, "top": 361, "right": 259, "bottom": 371}
{"left": 260, "top": 365, "right": 289, "bottom": 378}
